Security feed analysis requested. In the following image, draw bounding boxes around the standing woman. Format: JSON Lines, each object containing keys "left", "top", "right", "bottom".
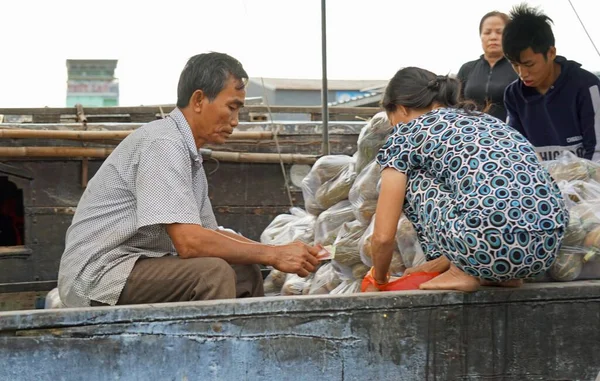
{"left": 366, "top": 67, "right": 567, "bottom": 292}
{"left": 457, "top": 11, "right": 517, "bottom": 121}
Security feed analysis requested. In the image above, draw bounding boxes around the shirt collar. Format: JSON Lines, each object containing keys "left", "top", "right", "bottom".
{"left": 168, "top": 108, "right": 202, "bottom": 164}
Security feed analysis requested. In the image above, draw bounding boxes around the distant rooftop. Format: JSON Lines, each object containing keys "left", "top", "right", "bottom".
{"left": 249, "top": 77, "right": 388, "bottom": 91}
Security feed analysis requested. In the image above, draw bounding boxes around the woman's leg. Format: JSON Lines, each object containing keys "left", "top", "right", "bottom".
{"left": 420, "top": 229, "right": 562, "bottom": 292}
{"left": 419, "top": 261, "right": 481, "bottom": 292}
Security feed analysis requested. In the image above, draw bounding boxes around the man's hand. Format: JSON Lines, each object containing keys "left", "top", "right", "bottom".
{"left": 271, "top": 241, "right": 320, "bottom": 277}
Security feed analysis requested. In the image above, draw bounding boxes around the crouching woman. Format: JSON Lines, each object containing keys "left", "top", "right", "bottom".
{"left": 368, "top": 67, "right": 568, "bottom": 292}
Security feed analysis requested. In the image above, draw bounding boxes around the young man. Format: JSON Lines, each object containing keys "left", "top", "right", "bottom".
{"left": 58, "top": 53, "right": 321, "bottom": 307}
{"left": 502, "top": 4, "right": 600, "bottom": 161}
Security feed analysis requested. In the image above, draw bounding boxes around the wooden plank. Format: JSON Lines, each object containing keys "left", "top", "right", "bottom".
{"left": 0, "top": 105, "right": 381, "bottom": 117}
{"left": 0, "top": 246, "right": 32, "bottom": 257}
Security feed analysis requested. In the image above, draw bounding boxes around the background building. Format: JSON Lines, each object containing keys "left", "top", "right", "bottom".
{"left": 245, "top": 78, "right": 387, "bottom": 120}
{"left": 66, "top": 59, "right": 119, "bottom": 107}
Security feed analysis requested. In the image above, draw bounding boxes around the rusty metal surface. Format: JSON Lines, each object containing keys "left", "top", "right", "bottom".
{"left": 0, "top": 282, "right": 599, "bottom": 380}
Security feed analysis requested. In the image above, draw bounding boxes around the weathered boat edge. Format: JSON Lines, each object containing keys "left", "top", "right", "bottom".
{"left": 1, "top": 282, "right": 599, "bottom": 380}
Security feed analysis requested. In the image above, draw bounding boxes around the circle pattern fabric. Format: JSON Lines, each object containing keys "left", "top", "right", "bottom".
{"left": 376, "top": 108, "right": 568, "bottom": 281}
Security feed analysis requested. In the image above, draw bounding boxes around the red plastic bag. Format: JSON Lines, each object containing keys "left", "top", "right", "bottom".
{"left": 361, "top": 271, "right": 440, "bottom": 292}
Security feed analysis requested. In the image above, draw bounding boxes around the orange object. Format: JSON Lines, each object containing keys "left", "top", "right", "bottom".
{"left": 361, "top": 271, "right": 440, "bottom": 292}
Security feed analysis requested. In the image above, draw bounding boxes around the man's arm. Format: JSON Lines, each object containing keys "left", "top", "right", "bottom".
{"left": 134, "top": 139, "right": 319, "bottom": 276}
{"left": 166, "top": 223, "right": 319, "bottom": 277}
{"left": 504, "top": 85, "right": 526, "bottom": 134}
{"left": 216, "top": 227, "right": 258, "bottom": 244}
{"left": 578, "top": 83, "right": 600, "bottom": 161}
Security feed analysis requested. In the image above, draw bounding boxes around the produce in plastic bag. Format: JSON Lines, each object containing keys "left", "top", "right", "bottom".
{"left": 281, "top": 273, "right": 314, "bottom": 296}
{"left": 301, "top": 155, "right": 354, "bottom": 215}
{"left": 314, "top": 200, "right": 355, "bottom": 246}
{"left": 396, "top": 216, "right": 426, "bottom": 268}
{"left": 329, "top": 279, "right": 362, "bottom": 295}
{"left": 260, "top": 208, "right": 315, "bottom": 245}
{"left": 315, "top": 163, "right": 357, "bottom": 210}
{"left": 44, "top": 288, "right": 64, "bottom": 309}
{"left": 289, "top": 214, "right": 316, "bottom": 244}
{"left": 557, "top": 179, "right": 600, "bottom": 204}
{"left": 359, "top": 215, "right": 406, "bottom": 276}
{"left": 349, "top": 161, "right": 381, "bottom": 224}
{"left": 263, "top": 269, "right": 287, "bottom": 296}
{"left": 351, "top": 262, "right": 370, "bottom": 280}
{"left": 546, "top": 180, "right": 600, "bottom": 281}
{"left": 355, "top": 112, "right": 394, "bottom": 174}
{"left": 308, "top": 262, "right": 342, "bottom": 295}
{"left": 548, "top": 205, "right": 588, "bottom": 281}
{"left": 332, "top": 220, "right": 368, "bottom": 267}
{"left": 542, "top": 151, "right": 600, "bottom": 182}
{"left": 549, "top": 248, "right": 584, "bottom": 282}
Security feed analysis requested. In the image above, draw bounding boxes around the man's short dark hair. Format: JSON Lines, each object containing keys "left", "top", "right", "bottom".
{"left": 502, "top": 3, "right": 555, "bottom": 63}
{"left": 176, "top": 52, "right": 248, "bottom": 108}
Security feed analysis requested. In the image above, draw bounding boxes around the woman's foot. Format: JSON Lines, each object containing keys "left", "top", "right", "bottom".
{"left": 403, "top": 255, "right": 451, "bottom": 277}
{"left": 480, "top": 279, "right": 524, "bottom": 288}
{"left": 419, "top": 263, "right": 480, "bottom": 292}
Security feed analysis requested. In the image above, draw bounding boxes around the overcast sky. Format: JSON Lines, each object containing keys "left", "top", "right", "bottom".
{"left": 1, "top": 0, "right": 599, "bottom": 107}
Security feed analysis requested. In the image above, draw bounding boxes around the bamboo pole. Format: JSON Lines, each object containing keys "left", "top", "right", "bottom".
{"left": 0, "top": 146, "right": 317, "bottom": 164}
{"left": 0, "top": 129, "right": 274, "bottom": 141}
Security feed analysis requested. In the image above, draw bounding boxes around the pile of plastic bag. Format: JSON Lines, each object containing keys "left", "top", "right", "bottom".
{"left": 260, "top": 112, "right": 418, "bottom": 295}
{"left": 262, "top": 131, "right": 600, "bottom": 293}
{"left": 541, "top": 152, "right": 600, "bottom": 281}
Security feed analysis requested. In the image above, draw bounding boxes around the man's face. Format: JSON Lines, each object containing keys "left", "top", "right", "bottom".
{"left": 194, "top": 76, "right": 246, "bottom": 145}
{"left": 509, "top": 47, "right": 556, "bottom": 88}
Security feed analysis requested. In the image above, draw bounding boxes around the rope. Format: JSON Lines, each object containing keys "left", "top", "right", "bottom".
{"left": 260, "top": 77, "right": 295, "bottom": 208}
{"left": 567, "top": 0, "right": 600, "bottom": 59}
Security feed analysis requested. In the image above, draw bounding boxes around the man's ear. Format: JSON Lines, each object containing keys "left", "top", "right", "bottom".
{"left": 191, "top": 90, "right": 205, "bottom": 113}
{"left": 547, "top": 46, "right": 557, "bottom": 61}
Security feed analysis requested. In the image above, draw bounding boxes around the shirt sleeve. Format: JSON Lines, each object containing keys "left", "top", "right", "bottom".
{"left": 578, "top": 83, "right": 600, "bottom": 160}
{"left": 504, "top": 85, "right": 526, "bottom": 135}
{"left": 198, "top": 168, "right": 219, "bottom": 230}
{"left": 376, "top": 125, "right": 421, "bottom": 176}
{"left": 135, "top": 139, "right": 203, "bottom": 229}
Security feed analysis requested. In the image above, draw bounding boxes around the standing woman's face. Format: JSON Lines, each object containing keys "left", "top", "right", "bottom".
{"left": 480, "top": 16, "right": 505, "bottom": 57}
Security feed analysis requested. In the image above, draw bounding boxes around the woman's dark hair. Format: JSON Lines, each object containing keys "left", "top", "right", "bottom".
{"left": 381, "top": 67, "right": 481, "bottom": 113}
{"left": 176, "top": 52, "right": 248, "bottom": 108}
{"left": 502, "top": 3, "right": 555, "bottom": 63}
{"left": 479, "top": 11, "right": 509, "bottom": 34}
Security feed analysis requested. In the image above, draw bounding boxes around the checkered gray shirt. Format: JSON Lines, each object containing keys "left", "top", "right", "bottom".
{"left": 58, "top": 108, "right": 218, "bottom": 307}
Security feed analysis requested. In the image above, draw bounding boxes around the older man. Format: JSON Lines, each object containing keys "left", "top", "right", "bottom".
{"left": 58, "top": 53, "right": 320, "bottom": 307}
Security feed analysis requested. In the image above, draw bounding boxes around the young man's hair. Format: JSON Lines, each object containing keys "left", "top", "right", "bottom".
{"left": 502, "top": 3, "right": 555, "bottom": 63}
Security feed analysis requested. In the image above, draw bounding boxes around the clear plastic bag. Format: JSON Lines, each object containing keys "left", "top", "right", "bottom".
{"left": 301, "top": 155, "right": 355, "bottom": 215}
{"left": 281, "top": 273, "right": 314, "bottom": 296}
{"left": 307, "top": 262, "right": 342, "bottom": 295}
{"left": 329, "top": 279, "right": 362, "bottom": 295}
{"left": 260, "top": 207, "right": 316, "bottom": 245}
{"left": 396, "top": 215, "right": 426, "bottom": 268}
{"left": 315, "top": 163, "right": 357, "bottom": 210}
{"left": 263, "top": 269, "right": 287, "bottom": 296}
{"left": 44, "top": 288, "right": 64, "bottom": 309}
{"left": 313, "top": 200, "right": 355, "bottom": 246}
{"left": 542, "top": 151, "right": 600, "bottom": 183}
{"left": 547, "top": 178, "right": 600, "bottom": 281}
{"left": 359, "top": 214, "right": 406, "bottom": 276}
{"left": 348, "top": 161, "right": 381, "bottom": 224}
{"left": 331, "top": 220, "right": 368, "bottom": 268}
{"left": 355, "top": 112, "right": 394, "bottom": 174}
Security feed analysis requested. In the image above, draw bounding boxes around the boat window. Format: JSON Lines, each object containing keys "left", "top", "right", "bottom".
{"left": 0, "top": 177, "right": 25, "bottom": 247}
